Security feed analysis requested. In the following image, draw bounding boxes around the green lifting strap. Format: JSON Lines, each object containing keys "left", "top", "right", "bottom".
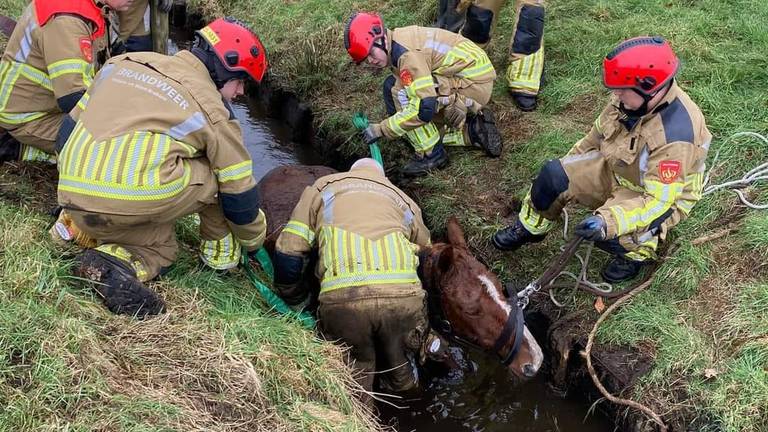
{"left": 240, "top": 246, "right": 315, "bottom": 329}
{"left": 352, "top": 112, "right": 384, "bottom": 167}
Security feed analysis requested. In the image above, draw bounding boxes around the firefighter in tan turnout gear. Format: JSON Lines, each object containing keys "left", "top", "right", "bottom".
{"left": 344, "top": 12, "right": 503, "bottom": 177}
{"left": 273, "top": 158, "right": 432, "bottom": 399}
{"left": 492, "top": 37, "right": 711, "bottom": 283}
{"left": 436, "top": 0, "right": 545, "bottom": 111}
{"left": 111, "top": 0, "right": 173, "bottom": 54}
{"left": 0, "top": 0, "right": 130, "bottom": 164}
{"left": 57, "top": 18, "right": 269, "bottom": 317}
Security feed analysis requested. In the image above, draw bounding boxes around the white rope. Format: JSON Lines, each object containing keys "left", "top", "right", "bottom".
{"left": 548, "top": 209, "right": 613, "bottom": 307}
{"left": 703, "top": 132, "right": 768, "bottom": 209}
{"left": 547, "top": 131, "right": 768, "bottom": 307}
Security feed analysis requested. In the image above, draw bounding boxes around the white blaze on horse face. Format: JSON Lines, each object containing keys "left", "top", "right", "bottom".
{"left": 477, "top": 275, "right": 543, "bottom": 372}
{"left": 524, "top": 326, "right": 544, "bottom": 370}
{"left": 477, "top": 275, "right": 511, "bottom": 316}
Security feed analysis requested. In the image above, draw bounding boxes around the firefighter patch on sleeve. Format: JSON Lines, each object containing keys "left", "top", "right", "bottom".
{"left": 659, "top": 160, "right": 681, "bottom": 184}
{"left": 399, "top": 69, "right": 413, "bottom": 86}
{"left": 79, "top": 37, "right": 93, "bottom": 63}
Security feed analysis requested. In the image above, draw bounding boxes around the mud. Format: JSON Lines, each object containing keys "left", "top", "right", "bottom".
{"left": 0, "top": 161, "right": 58, "bottom": 214}
{"left": 256, "top": 164, "right": 336, "bottom": 249}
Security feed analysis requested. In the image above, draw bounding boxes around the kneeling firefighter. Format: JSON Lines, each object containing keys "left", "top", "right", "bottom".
{"left": 273, "top": 159, "right": 434, "bottom": 403}
{"left": 0, "top": 0, "right": 130, "bottom": 164}
{"left": 56, "top": 18, "right": 269, "bottom": 317}
{"left": 345, "top": 12, "right": 504, "bottom": 177}
{"left": 492, "top": 37, "right": 712, "bottom": 283}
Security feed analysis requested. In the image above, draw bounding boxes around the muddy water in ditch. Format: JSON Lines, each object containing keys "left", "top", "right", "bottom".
{"left": 169, "top": 27, "right": 611, "bottom": 432}
{"left": 168, "top": 29, "right": 321, "bottom": 179}
{"left": 380, "top": 346, "right": 613, "bottom": 431}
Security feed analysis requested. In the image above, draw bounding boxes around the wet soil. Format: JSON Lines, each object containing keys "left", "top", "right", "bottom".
{"left": 0, "top": 161, "right": 59, "bottom": 214}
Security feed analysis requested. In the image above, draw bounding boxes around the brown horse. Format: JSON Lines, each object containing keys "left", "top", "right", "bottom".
{"left": 257, "top": 165, "right": 543, "bottom": 380}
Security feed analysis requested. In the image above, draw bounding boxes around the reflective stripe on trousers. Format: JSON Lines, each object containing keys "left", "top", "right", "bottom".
{"left": 199, "top": 231, "right": 241, "bottom": 270}
{"left": 506, "top": 46, "right": 544, "bottom": 95}
{"left": 20, "top": 144, "right": 55, "bottom": 163}
{"left": 95, "top": 243, "right": 150, "bottom": 281}
{"left": 519, "top": 189, "right": 554, "bottom": 235}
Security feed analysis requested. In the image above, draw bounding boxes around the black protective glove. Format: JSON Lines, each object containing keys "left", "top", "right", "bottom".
{"left": 574, "top": 215, "right": 607, "bottom": 241}
{"left": 362, "top": 124, "right": 382, "bottom": 145}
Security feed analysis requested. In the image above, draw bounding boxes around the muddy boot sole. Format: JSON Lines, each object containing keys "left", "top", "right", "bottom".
{"left": 469, "top": 110, "right": 503, "bottom": 158}
{"left": 75, "top": 250, "right": 165, "bottom": 318}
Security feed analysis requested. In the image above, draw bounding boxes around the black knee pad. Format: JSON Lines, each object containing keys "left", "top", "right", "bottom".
{"left": 530, "top": 159, "right": 569, "bottom": 212}
{"left": 418, "top": 97, "right": 437, "bottom": 122}
{"left": 55, "top": 114, "right": 76, "bottom": 154}
{"left": 382, "top": 75, "right": 397, "bottom": 116}
{"left": 511, "top": 5, "right": 545, "bottom": 55}
{"left": 462, "top": 5, "right": 494, "bottom": 45}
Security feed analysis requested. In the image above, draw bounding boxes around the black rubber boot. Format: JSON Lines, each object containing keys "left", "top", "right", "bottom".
{"left": 467, "top": 109, "right": 503, "bottom": 157}
{"left": 601, "top": 256, "right": 645, "bottom": 283}
{"left": 492, "top": 218, "right": 546, "bottom": 252}
{"left": 512, "top": 94, "right": 538, "bottom": 112}
{"left": 0, "top": 131, "right": 21, "bottom": 162}
{"left": 75, "top": 249, "right": 165, "bottom": 317}
{"left": 435, "top": 0, "right": 466, "bottom": 33}
{"left": 402, "top": 144, "right": 449, "bottom": 177}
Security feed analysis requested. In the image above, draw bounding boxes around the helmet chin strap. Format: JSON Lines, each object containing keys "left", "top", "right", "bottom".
{"left": 618, "top": 90, "right": 653, "bottom": 118}
{"left": 372, "top": 32, "right": 388, "bottom": 57}
{"left": 618, "top": 82, "right": 671, "bottom": 118}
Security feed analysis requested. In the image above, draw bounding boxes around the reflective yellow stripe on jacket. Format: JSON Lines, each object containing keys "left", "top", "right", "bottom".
{"left": 676, "top": 172, "right": 704, "bottom": 215}
{"left": 440, "top": 41, "right": 494, "bottom": 79}
{"left": 58, "top": 123, "right": 191, "bottom": 201}
{"left": 608, "top": 179, "right": 685, "bottom": 237}
{"left": 319, "top": 227, "right": 420, "bottom": 293}
{"left": 284, "top": 219, "right": 315, "bottom": 245}
{"left": 386, "top": 75, "right": 433, "bottom": 136}
{"left": 47, "top": 58, "right": 94, "bottom": 87}
{"left": 0, "top": 59, "right": 51, "bottom": 124}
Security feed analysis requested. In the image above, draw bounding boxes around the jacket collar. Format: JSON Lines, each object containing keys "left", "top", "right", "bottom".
{"left": 176, "top": 50, "right": 215, "bottom": 82}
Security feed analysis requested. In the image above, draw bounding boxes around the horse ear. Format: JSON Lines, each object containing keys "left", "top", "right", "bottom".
{"left": 446, "top": 216, "right": 467, "bottom": 248}
{"left": 438, "top": 246, "right": 454, "bottom": 273}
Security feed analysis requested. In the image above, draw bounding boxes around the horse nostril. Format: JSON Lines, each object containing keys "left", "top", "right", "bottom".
{"left": 523, "top": 363, "right": 538, "bottom": 378}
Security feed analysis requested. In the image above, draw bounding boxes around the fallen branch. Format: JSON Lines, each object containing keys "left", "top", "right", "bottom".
{"left": 583, "top": 224, "right": 744, "bottom": 431}
{"left": 583, "top": 278, "right": 668, "bottom": 431}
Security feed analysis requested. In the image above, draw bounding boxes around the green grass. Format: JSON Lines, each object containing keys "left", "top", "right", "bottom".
{"left": 1, "top": 0, "right": 767, "bottom": 429}
{"left": 185, "top": 0, "right": 768, "bottom": 430}
{"left": 0, "top": 201, "right": 380, "bottom": 431}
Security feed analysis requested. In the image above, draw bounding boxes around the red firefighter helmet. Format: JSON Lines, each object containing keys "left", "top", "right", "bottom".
{"left": 197, "top": 17, "right": 268, "bottom": 83}
{"left": 603, "top": 36, "right": 679, "bottom": 95}
{"left": 344, "top": 12, "right": 385, "bottom": 64}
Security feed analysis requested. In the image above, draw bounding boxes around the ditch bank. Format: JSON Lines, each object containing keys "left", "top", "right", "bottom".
{"left": 169, "top": 5, "right": 666, "bottom": 431}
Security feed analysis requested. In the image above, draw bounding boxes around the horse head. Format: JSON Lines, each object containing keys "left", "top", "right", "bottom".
{"left": 421, "top": 217, "right": 543, "bottom": 380}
